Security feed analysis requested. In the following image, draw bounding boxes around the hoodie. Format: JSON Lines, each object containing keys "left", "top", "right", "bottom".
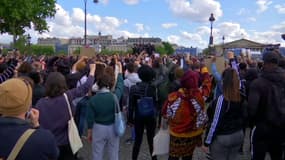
{"left": 122, "top": 73, "right": 141, "bottom": 108}
{"left": 124, "top": 73, "right": 141, "bottom": 88}
{"left": 248, "top": 66, "right": 285, "bottom": 127}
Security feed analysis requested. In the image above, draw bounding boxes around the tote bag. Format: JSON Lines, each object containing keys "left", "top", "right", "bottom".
{"left": 112, "top": 93, "right": 126, "bottom": 137}
{"left": 63, "top": 93, "right": 83, "bottom": 154}
{"left": 152, "top": 119, "right": 170, "bottom": 156}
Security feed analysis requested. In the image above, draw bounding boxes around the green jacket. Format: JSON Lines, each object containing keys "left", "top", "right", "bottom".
{"left": 87, "top": 74, "right": 124, "bottom": 127}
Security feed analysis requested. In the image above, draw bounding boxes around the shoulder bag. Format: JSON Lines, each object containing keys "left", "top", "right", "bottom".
{"left": 63, "top": 93, "right": 83, "bottom": 154}
{"left": 112, "top": 93, "right": 126, "bottom": 137}
{"left": 7, "top": 129, "right": 36, "bottom": 160}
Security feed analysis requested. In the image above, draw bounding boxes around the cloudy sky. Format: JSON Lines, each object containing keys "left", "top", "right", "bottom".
{"left": 0, "top": 0, "right": 285, "bottom": 48}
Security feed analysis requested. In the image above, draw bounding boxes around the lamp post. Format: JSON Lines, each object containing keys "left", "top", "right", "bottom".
{"left": 27, "top": 34, "right": 31, "bottom": 54}
{"left": 209, "top": 13, "right": 215, "bottom": 54}
{"left": 222, "top": 35, "right": 225, "bottom": 56}
{"left": 84, "top": 0, "right": 99, "bottom": 46}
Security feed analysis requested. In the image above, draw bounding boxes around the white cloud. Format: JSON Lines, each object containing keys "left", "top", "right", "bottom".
{"left": 54, "top": 4, "right": 72, "bottom": 26}
{"left": 247, "top": 17, "right": 257, "bottom": 22}
{"left": 275, "top": 4, "right": 285, "bottom": 14}
{"left": 123, "top": 0, "right": 140, "bottom": 5}
{"left": 161, "top": 23, "right": 178, "bottom": 29}
{"left": 167, "top": 35, "right": 181, "bottom": 44}
{"left": 180, "top": 31, "right": 207, "bottom": 46}
{"left": 251, "top": 31, "right": 284, "bottom": 45}
{"left": 196, "top": 26, "right": 210, "bottom": 36}
{"left": 135, "top": 23, "right": 145, "bottom": 32}
{"left": 256, "top": 0, "right": 272, "bottom": 13}
{"left": 168, "top": 0, "right": 222, "bottom": 22}
{"left": 0, "top": 33, "right": 12, "bottom": 44}
{"left": 45, "top": 4, "right": 129, "bottom": 39}
{"left": 217, "top": 22, "right": 248, "bottom": 40}
{"left": 101, "top": 0, "right": 109, "bottom": 5}
{"left": 271, "top": 21, "right": 285, "bottom": 32}
{"left": 237, "top": 8, "right": 247, "bottom": 15}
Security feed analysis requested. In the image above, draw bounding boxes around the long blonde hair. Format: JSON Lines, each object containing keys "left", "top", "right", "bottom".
{"left": 222, "top": 68, "right": 241, "bottom": 102}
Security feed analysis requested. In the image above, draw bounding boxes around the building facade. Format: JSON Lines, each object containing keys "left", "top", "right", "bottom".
{"left": 127, "top": 37, "right": 162, "bottom": 45}
{"left": 175, "top": 47, "right": 202, "bottom": 56}
{"left": 215, "top": 38, "right": 280, "bottom": 56}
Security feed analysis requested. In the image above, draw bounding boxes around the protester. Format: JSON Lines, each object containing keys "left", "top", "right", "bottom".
{"left": 248, "top": 48, "right": 285, "bottom": 160}
{"left": 0, "top": 57, "right": 18, "bottom": 83}
{"left": 162, "top": 70, "right": 208, "bottom": 160}
{"left": 128, "top": 64, "right": 157, "bottom": 160}
{"left": 28, "top": 71, "right": 45, "bottom": 106}
{"left": 123, "top": 62, "right": 141, "bottom": 144}
{"left": 35, "top": 61, "right": 96, "bottom": 160}
{"left": 87, "top": 63, "right": 123, "bottom": 160}
{"left": 0, "top": 77, "right": 59, "bottom": 160}
{"left": 203, "top": 68, "right": 245, "bottom": 160}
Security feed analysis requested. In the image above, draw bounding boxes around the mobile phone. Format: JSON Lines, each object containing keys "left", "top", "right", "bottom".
{"left": 25, "top": 110, "right": 31, "bottom": 119}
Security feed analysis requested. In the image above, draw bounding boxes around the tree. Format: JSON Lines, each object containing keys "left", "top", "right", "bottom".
{"left": 163, "top": 42, "right": 175, "bottom": 55}
{"left": 203, "top": 47, "right": 210, "bottom": 55}
{"left": 155, "top": 42, "right": 174, "bottom": 55}
{"left": 13, "top": 35, "right": 28, "bottom": 53}
{"left": 0, "top": 0, "right": 56, "bottom": 44}
{"left": 155, "top": 45, "right": 166, "bottom": 55}
{"left": 31, "top": 45, "right": 55, "bottom": 55}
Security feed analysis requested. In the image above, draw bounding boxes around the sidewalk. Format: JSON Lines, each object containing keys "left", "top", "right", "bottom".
{"left": 77, "top": 127, "right": 260, "bottom": 160}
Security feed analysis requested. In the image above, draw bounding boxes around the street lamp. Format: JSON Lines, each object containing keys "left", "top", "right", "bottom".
{"left": 209, "top": 13, "right": 215, "bottom": 54}
{"left": 27, "top": 34, "right": 31, "bottom": 47}
{"left": 84, "top": 0, "right": 99, "bottom": 46}
{"left": 27, "top": 34, "right": 31, "bottom": 54}
{"left": 222, "top": 35, "right": 225, "bottom": 56}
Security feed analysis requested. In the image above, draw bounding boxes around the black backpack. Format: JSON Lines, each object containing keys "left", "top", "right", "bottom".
{"left": 262, "top": 77, "right": 285, "bottom": 128}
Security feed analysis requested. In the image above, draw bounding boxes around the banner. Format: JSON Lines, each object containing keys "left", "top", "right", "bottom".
{"left": 80, "top": 47, "right": 95, "bottom": 57}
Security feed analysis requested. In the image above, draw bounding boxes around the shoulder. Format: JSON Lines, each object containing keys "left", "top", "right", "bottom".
{"left": 31, "top": 129, "right": 55, "bottom": 141}
{"left": 250, "top": 77, "right": 266, "bottom": 88}
{"left": 25, "top": 129, "right": 57, "bottom": 148}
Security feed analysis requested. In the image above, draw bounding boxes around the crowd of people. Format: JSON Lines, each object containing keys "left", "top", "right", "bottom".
{"left": 0, "top": 47, "right": 284, "bottom": 160}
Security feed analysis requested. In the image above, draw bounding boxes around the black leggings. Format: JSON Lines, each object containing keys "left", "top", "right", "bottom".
{"left": 58, "top": 144, "right": 77, "bottom": 160}
{"left": 132, "top": 117, "right": 157, "bottom": 160}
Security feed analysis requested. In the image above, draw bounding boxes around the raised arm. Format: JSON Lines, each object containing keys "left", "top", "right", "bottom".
{"left": 66, "top": 63, "right": 95, "bottom": 100}
{"left": 0, "top": 59, "right": 18, "bottom": 84}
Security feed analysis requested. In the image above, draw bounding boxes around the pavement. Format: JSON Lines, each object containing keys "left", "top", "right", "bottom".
{"left": 76, "top": 127, "right": 267, "bottom": 160}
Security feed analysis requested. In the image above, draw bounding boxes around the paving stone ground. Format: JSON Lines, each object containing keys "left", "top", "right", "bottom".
{"left": 77, "top": 127, "right": 272, "bottom": 160}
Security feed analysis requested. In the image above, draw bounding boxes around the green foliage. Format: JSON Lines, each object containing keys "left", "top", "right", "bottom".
{"left": 56, "top": 50, "right": 67, "bottom": 55}
{"left": 0, "top": 0, "right": 56, "bottom": 43}
{"left": 155, "top": 45, "right": 166, "bottom": 55}
{"left": 163, "top": 42, "right": 174, "bottom": 55}
{"left": 13, "top": 35, "right": 29, "bottom": 53}
{"left": 73, "top": 47, "right": 81, "bottom": 55}
{"left": 30, "top": 45, "right": 55, "bottom": 55}
{"left": 155, "top": 42, "right": 174, "bottom": 55}
{"left": 203, "top": 47, "right": 210, "bottom": 55}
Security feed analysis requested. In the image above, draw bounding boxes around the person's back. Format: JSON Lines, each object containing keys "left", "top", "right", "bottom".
{"left": 0, "top": 78, "right": 59, "bottom": 160}
{"left": 0, "top": 117, "right": 58, "bottom": 160}
{"left": 248, "top": 49, "right": 285, "bottom": 160}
